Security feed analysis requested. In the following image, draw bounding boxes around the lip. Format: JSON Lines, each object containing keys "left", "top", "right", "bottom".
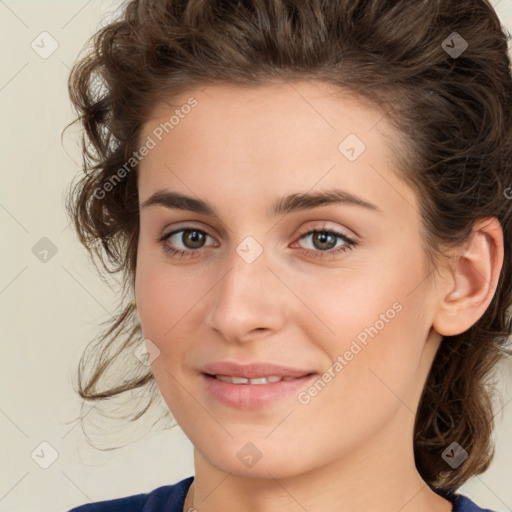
{"left": 201, "top": 361, "right": 315, "bottom": 379}
{"left": 200, "top": 361, "right": 317, "bottom": 409}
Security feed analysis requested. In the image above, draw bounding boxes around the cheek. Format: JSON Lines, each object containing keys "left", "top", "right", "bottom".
{"left": 134, "top": 259, "right": 195, "bottom": 414}
{"left": 134, "top": 252, "right": 211, "bottom": 392}
{"left": 296, "top": 245, "right": 431, "bottom": 405}
{"left": 135, "top": 241, "right": 203, "bottom": 338}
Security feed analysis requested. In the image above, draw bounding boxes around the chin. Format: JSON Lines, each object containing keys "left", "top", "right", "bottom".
{"left": 195, "top": 438, "right": 316, "bottom": 480}
{"left": 211, "top": 456, "right": 302, "bottom": 480}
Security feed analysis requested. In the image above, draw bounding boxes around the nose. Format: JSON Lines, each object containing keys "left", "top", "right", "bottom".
{"left": 205, "top": 241, "right": 288, "bottom": 344}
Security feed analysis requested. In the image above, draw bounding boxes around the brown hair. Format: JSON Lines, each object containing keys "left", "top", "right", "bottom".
{"left": 65, "top": 0, "right": 512, "bottom": 491}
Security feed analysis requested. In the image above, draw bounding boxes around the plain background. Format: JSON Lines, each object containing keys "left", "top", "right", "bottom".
{"left": 1, "top": 1, "right": 512, "bottom": 511}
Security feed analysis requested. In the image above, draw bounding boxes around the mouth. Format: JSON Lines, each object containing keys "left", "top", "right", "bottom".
{"left": 200, "top": 371, "right": 318, "bottom": 408}
{"left": 204, "top": 373, "right": 315, "bottom": 385}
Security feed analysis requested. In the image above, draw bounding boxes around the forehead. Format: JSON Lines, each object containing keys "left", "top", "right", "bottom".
{"left": 142, "top": 80, "right": 390, "bottom": 150}
{"left": 137, "top": 80, "right": 418, "bottom": 219}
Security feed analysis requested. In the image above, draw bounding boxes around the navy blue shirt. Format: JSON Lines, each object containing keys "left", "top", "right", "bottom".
{"left": 68, "top": 476, "right": 497, "bottom": 511}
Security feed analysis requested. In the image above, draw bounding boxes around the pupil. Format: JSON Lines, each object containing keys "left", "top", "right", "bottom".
{"left": 314, "top": 232, "right": 335, "bottom": 250}
{"left": 185, "top": 230, "right": 204, "bottom": 248}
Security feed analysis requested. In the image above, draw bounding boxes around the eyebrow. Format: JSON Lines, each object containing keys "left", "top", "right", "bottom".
{"left": 140, "top": 188, "right": 382, "bottom": 216}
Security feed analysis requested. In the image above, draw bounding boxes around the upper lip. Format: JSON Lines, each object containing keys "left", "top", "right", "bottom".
{"left": 201, "top": 361, "right": 315, "bottom": 379}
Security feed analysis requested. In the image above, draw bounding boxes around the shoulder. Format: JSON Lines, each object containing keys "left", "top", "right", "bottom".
{"left": 67, "top": 476, "right": 194, "bottom": 512}
{"left": 450, "top": 493, "right": 499, "bottom": 512}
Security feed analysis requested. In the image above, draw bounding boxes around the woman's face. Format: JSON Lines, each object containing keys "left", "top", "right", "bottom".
{"left": 135, "top": 81, "right": 444, "bottom": 479}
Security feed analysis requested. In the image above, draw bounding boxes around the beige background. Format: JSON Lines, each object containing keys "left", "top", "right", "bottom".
{"left": 1, "top": 1, "right": 512, "bottom": 511}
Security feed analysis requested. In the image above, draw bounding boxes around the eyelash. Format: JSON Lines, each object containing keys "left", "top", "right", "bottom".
{"left": 158, "top": 224, "right": 358, "bottom": 260}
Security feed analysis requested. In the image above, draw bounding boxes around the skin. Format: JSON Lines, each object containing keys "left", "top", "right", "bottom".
{"left": 134, "top": 80, "right": 503, "bottom": 512}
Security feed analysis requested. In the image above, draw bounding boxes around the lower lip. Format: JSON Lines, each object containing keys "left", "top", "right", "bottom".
{"left": 200, "top": 373, "right": 317, "bottom": 409}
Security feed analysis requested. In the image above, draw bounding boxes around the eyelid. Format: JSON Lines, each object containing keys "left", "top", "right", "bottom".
{"left": 159, "top": 221, "right": 217, "bottom": 240}
{"left": 294, "top": 222, "right": 357, "bottom": 243}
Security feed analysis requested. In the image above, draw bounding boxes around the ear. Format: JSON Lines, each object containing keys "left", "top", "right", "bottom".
{"left": 432, "top": 217, "right": 504, "bottom": 337}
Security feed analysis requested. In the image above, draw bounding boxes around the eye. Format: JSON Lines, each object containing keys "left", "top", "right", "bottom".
{"left": 158, "top": 224, "right": 358, "bottom": 260}
{"left": 159, "top": 226, "right": 218, "bottom": 258}
{"left": 292, "top": 227, "right": 357, "bottom": 259}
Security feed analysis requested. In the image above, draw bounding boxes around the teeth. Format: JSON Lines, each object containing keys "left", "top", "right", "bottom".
{"left": 215, "top": 375, "right": 294, "bottom": 384}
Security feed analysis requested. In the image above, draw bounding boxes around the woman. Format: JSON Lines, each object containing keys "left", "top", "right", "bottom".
{"left": 65, "top": 0, "right": 512, "bottom": 511}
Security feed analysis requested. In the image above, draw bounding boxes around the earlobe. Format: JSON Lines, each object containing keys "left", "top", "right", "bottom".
{"left": 432, "top": 217, "right": 504, "bottom": 337}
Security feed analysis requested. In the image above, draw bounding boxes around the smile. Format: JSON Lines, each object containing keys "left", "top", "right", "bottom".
{"left": 201, "top": 372, "right": 317, "bottom": 408}
{"left": 213, "top": 374, "right": 299, "bottom": 384}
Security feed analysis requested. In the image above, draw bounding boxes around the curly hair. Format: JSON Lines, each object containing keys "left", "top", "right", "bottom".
{"left": 64, "top": 0, "right": 512, "bottom": 492}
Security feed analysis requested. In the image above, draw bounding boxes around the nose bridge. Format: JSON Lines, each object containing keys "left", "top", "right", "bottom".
{"left": 206, "top": 237, "right": 284, "bottom": 342}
